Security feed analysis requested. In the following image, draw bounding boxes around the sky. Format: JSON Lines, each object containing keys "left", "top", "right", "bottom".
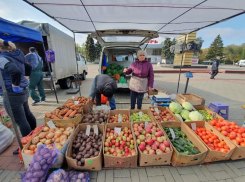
{"left": 1, "top": 0, "right": 245, "bottom": 49}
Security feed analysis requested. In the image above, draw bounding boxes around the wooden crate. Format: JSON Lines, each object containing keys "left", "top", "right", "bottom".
{"left": 175, "top": 93, "right": 205, "bottom": 106}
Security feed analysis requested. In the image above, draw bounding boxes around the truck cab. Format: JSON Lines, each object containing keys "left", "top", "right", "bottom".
{"left": 76, "top": 53, "right": 88, "bottom": 80}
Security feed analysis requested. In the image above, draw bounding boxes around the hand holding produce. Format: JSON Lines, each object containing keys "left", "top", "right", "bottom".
{"left": 209, "top": 118, "right": 245, "bottom": 146}
{"left": 82, "top": 110, "right": 108, "bottom": 124}
{"left": 24, "top": 126, "right": 73, "bottom": 155}
{"left": 130, "top": 112, "right": 151, "bottom": 123}
{"left": 193, "top": 126, "right": 230, "bottom": 153}
{"left": 108, "top": 114, "right": 129, "bottom": 123}
{"left": 150, "top": 107, "right": 175, "bottom": 122}
{"left": 104, "top": 127, "right": 137, "bottom": 157}
{"left": 164, "top": 127, "right": 200, "bottom": 155}
{"left": 71, "top": 130, "right": 103, "bottom": 166}
{"left": 133, "top": 122, "right": 171, "bottom": 155}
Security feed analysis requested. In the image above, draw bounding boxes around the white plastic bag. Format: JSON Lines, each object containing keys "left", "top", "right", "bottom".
{"left": 0, "top": 122, "right": 15, "bottom": 153}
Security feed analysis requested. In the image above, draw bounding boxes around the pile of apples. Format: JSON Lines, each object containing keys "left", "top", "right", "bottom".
{"left": 108, "top": 114, "right": 130, "bottom": 123}
{"left": 209, "top": 118, "right": 245, "bottom": 147}
{"left": 104, "top": 127, "right": 137, "bottom": 157}
{"left": 133, "top": 122, "right": 171, "bottom": 155}
{"left": 150, "top": 107, "right": 175, "bottom": 123}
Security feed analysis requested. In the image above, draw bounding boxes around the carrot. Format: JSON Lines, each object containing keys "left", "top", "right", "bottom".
{"left": 45, "top": 113, "right": 52, "bottom": 118}
{"left": 69, "top": 110, "right": 77, "bottom": 118}
{"left": 57, "top": 114, "right": 63, "bottom": 119}
{"left": 64, "top": 110, "right": 73, "bottom": 117}
{"left": 55, "top": 109, "right": 60, "bottom": 116}
{"left": 63, "top": 117, "right": 69, "bottom": 120}
{"left": 66, "top": 103, "right": 74, "bottom": 107}
{"left": 51, "top": 115, "right": 59, "bottom": 119}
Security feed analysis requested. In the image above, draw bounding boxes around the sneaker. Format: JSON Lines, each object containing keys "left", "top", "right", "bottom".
{"left": 31, "top": 101, "right": 40, "bottom": 106}
{"left": 13, "top": 148, "right": 19, "bottom": 155}
{"left": 41, "top": 99, "right": 46, "bottom": 102}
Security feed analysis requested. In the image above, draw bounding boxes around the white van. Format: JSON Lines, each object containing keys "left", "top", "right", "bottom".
{"left": 91, "top": 30, "right": 158, "bottom": 89}
{"left": 239, "top": 60, "right": 245, "bottom": 67}
{"left": 76, "top": 53, "right": 88, "bottom": 80}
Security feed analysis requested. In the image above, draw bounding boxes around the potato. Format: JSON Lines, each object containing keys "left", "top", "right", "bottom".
{"left": 77, "top": 161, "right": 81, "bottom": 166}
{"left": 81, "top": 150, "right": 86, "bottom": 156}
{"left": 80, "top": 158, "right": 85, "bottom": 163}
{"left": 75, "top": 143, "right": 81, "bottom": 149}
{"left": 86, "top": 145, "right": 91, "bottom": 151}
{"left": 94, "top": 151, "right": 99, "bottom": 156}
{"left": 86, "top": 138, "right": 90, "bottom": 142}
{"left": 76, "top": 155, "right": 82, "bottom": 160}
{"left": 94, "top": 145, "right": 99, "bottom": 149}
{"left": 79, "top": 146, "right": 85, "bottom": 152}
{"left": 89, "top": 149, "right": 94, "bottom": 155}
{"left": 82, "top": 142, "right": 86, "bottom": 147}
{"left": 72, "top": 154, "right": 76, "bottom": 158}
{"left": 84, "top": 154, "right": 90, "bottom": 158}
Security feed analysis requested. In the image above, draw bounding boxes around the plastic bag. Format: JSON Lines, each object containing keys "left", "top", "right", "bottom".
{"left": 119, "top": 77, "right": 126, "bottom": 83}
{"left": 21, "top": 144, "right": 59, "bottom": 182}
{"left": 0, "top": 122, "right": 14, "bottom": 154}
{"left": 68, "top": 171, "right": 90, "bottom": 182}
{"left": 46, "top": 169, "right": 69, "bottom": 182}
{"left": 95, "top": 105, "right": 110, "bottom": 113}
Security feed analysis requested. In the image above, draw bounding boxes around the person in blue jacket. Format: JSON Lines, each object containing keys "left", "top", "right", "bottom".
{"left": 25, "top": 47, "right": 46, "bottom": 105}
{"left": 0, "top": 39, "right": 36, "bottom": 142}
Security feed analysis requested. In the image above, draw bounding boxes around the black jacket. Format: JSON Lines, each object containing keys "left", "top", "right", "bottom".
{"left": 212, "top": 59, "right": 220, "bottom": 70}
{"left": 94, "top": 74, "right": 117, "bottom": 106}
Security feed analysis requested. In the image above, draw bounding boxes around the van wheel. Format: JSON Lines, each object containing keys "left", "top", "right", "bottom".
{"left": 59, "top": 78, "right": 72, "bottom": 89}
{"left": 81, "top": 71, "right": 86, "bottom": 80}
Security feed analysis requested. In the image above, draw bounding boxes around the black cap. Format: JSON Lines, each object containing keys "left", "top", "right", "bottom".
{"left": 29, "top": 47, "right": 37, "bottom": 52}
{"left": 103, "top": 86, "right": 114, "bottom": 98}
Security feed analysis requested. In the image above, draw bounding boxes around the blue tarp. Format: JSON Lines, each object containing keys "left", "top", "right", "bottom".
{"left": 0, "top": 18, "right": 43, "bottom": 43}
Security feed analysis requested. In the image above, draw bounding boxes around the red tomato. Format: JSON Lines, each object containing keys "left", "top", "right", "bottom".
{"left": 237, "top": 129, "right": 243, "bottom": 134}
{"left": 221, "top": 131, "right": 228, "bottom": 136}
{"left": 220, "top": 148, "right": 226, "bottom": 153}
{"left": 218, "top": 143, "right": 223, "bottom": 148}
{"left": 208, "top": 138, "right": 214, "bottom": 143}
{"left": 240, "top": 142, "right": 245, "bottom": 147}
{"left": 204, "top": 139, "right": 209, "bottom": 144}
{"left": 232, "top": 139, "right": 240, "bottom": 145}
{"left": 230, "top": 122, "right": 237, "bottom": 126}
{"left": 212, "top": 135, "right": 218, "bottom": 140}
{"left": 228, "top": 132, "right": 236, "bottom": 139}
{"left": 242, "top": 134, "right": 245, "bottom": 138}
{"left": 215, "top": 148, "right": 221, "bottom": 151}
{"left": 236, "top": 137, "right": 243, "bottom": 143}
{"left": 216, "top": 123, "right": 222, "bottom": 128}
{"left": 209, "top": 120, "right": 217, "bottom": 126}
{"left": 224, "top": 145, "right": 230, "bottom": 150}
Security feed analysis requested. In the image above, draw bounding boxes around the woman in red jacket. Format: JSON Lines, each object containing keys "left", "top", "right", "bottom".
{"left": 124, "top": 50, "right": 154, "bottom": 109}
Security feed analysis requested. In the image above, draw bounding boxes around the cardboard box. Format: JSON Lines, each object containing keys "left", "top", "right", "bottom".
{"left": 132, "top": 121, "right": 173, "bottom": 166}
{"left": 66, "top": 124, "right": 104, "bottom": 171}
{"left": 149, "top": 107, "right": 180, "bottom": 124}
{"left": 160, "top": 122, "right": 208, "bottom": 166}
{"left": 103, "top": 123, "right": 138, "bottom": 168}
{"left": 108, "top": 110, "right": 130, "bottom": 123}
{"left": 194, "top": 105, "right": 224, "bottom": 120}
{"left": 175, "top": 93, "right": 205, "bottom": 106}
{"left": 130, "top": 109, "right": 154, "bottom": 123}
{"left": 185, "top": 121, "right": 236, "bottom": 162}
{"left": 22, "top": 123, "right": 74, "bottom": 169}
{"left": 149, "top": 89, "right": 158, "bottom": 95}
{"left": 44, "top": 114, "right": 83, "bottom": 127}
{"left": 81, "top": 99, "right": 93, "bottom": 114}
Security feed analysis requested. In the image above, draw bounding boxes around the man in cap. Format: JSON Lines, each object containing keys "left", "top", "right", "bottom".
{"left": 25, "top": 47, "right": 46, "bottom": 105}
{"left": 89, "top": 74, "right": 117, "bottom": 110}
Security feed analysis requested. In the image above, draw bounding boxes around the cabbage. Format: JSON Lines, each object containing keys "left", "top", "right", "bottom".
{"left": 189, "top": 111, "right": 203, "bottom": 121}
{"left": 175, "top": 114, "right": 183, "bottom": 122}
{"left": 169, "top": 102, "right": 182, "bottom": 114}
{"left": 182, "top": 102, "right": 194, "bottom": 111}
{"left": 180, "top": 110, "right": 190, "bottom": 120}
{"left": 185, "top": 118, "right": 192, "bottom": 122}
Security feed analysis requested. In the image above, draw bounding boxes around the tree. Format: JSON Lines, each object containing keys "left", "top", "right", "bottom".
{"left": 75, "top": 43, "right": 83, "bottom": 54}
{"left": 162, "top": 38, "right": 175, "bottom": 60}
{"left": 85, "top": 35, "right": 91, "bottom": 58}
{"left": 241, "top": 47, "right": 245, "bottom": 59}
{"left": 85, "top": 35, "right": 96, "bottom": 62}
{"left": 95, "top": 41, "right": 102, "bottom": 59}
{"left": 80, "top": 43, "right": 87, "bottom": 57}
{"left": 195, "top": 37, "right": 204, "bottom": 55}
{"left": 224, "top": 44, "right": 243, "bottom": 64}
{"left": 205, "top": 35, "right": 224, "bottom": 61}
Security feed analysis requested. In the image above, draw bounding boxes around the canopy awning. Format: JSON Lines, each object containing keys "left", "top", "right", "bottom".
{"left": 23, "top": 0, "right": 245, "bottom": 37}
{"left": 0, "top": 17, "right": 43, "bottom": 42}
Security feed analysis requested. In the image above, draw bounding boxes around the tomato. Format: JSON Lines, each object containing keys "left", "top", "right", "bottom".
{"left": 210, "top": 120, "right": 217, "bottom": 126}
{"left": 237, "top": 129, "right": 243, "bottom": 134}
{"left": 224, "top": 145, "right": 230, "bottom": 150}
{"left": 221, "top": 131, "right": 228, "bottom": 136}
{"left": 216, "top": 123, "right": 222, "bottom": 128}
{"left": 204, "top": 139, "right": 209, "bottom": 144}
{"left": 212, "top": 135, "right": 218, "bottom": 140}
{"left": 240, "top": 142, "right": 245, "bottom": 147}
{"left": 232, "top": 139, "right": 240, "bottom": 145}
{"left": 228, "top": 132, "right": 236, "bottom": 139}
{"left": 242, "top": 133, "right": 245, "bottom": 138}
{"left": 236, "top": 137, "right": 244, "bottom": 143}
{"left": 230, "top": 122, "right": 237, "bottom": 126}
{"left": 215, "top": 148, "right": 221, "bottom": 151}
{"left": 218, "top": 143, "right": 224, "bottom": 148}
{"left": 208, "top": 138, "right": 214, "bottom": 143}
{"left": 237, "top": 133, "right": 242, "bottom": 137}
{"left": 220, "top": 148, "right": 226, "bottom": 153}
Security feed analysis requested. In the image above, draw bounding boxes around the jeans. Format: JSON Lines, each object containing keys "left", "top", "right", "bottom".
{"left": 3, "top": 89, "right": 37, "bottom": 137}
{"left": 89, "top": 79, "right": 116, "bottom": 110}
{"left": 130, "top": 91, "right": 144, "bottom": 109}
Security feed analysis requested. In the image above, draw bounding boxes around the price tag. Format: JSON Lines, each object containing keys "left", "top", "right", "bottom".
{"left": 139, "top": 112, "right": 143, "bottom": 117}
{"left": 93, "top": 125, "right": 99, "bottom": 135}
{"left": 114, "top": 127, "right": 121, "bottom": 135}
{"left": 145, "top": 121, "right": 149, "bottom": 129}
{"left": 169, "top": 128, "right": 176, "bottom": 139}
{"left": 71, "top": 96, "right": 75, "bottom": 100}
{"left": 118, "top": 114, "right": 122, "bottom": 123}
{"left": 47, "top": 120, "right": 56, "bottom": 129}
{"left": 74, "top": 101, "right": 79, "bottom": 105}
{"left": 242, "top": 122, "right": 245, "bottom": 128}
{"left": 191, "top": 123, "right": 197, "bottom": 131}
{"left": 154, "top": 108, "right": 159, "bottom": 114}
{"left": 86, "top": 125, "right": 91, "bottom": 136}
{"left": 212, "top": 112, "right": 216, "bottom": 119}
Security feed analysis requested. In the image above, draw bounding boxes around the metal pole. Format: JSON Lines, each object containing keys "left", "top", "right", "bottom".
{"left": 0, "top": 72, "right": 23, "bottom": 150}
{"left": 177, "top": 34, "right": 187, "bottom": 93}
{"left": 184, "top": 78, "right": 189, "bottom": 93}
{"left": 73, "top": 32, "right": 81, "bottom": 96}
{"left": 42, "top": 43, "right": 59, "bottom": 103}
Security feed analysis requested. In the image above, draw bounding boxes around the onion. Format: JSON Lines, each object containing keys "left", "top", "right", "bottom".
{"left": 24, "top": 150, "right": 34, "bottom": 155}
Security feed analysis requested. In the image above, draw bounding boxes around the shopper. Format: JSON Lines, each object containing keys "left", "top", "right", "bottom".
{"left": 124, "top": 50, "right": 154, "bottom": 109}
{"left": 89, "top": 74, "right": 117, "bottom": 110}
{"left": 25, "top": 47, "right": 46, "bottom": 105}
{"left": 0, "top": 39, "right": 36, "bottom": 138}
{"left": 210, "top": 56, "right": 220, "bottom": 79}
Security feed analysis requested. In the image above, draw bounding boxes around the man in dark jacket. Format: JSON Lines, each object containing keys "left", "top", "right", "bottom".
{"left": 89, "top": 74, "right": 117, "bottom": 110}
{"left": 210, "top": 56, "right": 220, "bottom": 79}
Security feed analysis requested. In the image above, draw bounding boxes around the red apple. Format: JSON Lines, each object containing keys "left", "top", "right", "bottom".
{"left": 139, "top": 143, "right": 146, "bottom": 151}
{"left": 163, "top": 141, "right": 170, "bottom": 147}
{"left": 159, "top": 143, "right": 166, "bottom": 151}
{"left": 156, "top": 149, "right": 163, "bottom": 155}
{"left": 146, "top": 138, "right": 154, "bottom": 146}
{"left": 165, "top": 147, "right": 171, "bottom": 153}
{"left": 143, "top": 150, "right": 149, "bottom": 154}
{"left": 152, "top": 143, "right": 158, "bottom": 150}
{"left": 149, "top": 149, "right": 156, "bottom": 155}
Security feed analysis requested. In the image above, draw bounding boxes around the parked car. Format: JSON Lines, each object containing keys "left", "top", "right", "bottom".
{"left": 239, "top": 60, "right": 245, "bottom": 67}
{"left": 202, "top": 60, "right": 213, "bottom": 65}
{"left": 235, "top": 61, "right": 241, "bottom": 66}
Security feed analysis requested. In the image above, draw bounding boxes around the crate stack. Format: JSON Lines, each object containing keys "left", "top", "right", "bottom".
{"left": 152, "top": 95, "right": 172, "bottom": 107}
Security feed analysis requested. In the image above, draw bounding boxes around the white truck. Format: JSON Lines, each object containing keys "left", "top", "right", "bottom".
{"left": 17, "top": 21, "right": 87, "bottom": 89}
